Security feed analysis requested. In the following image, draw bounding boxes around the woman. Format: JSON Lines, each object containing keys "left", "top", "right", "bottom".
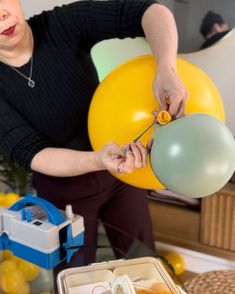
{"left": 0, "top": 0, "right": 188, "bottom": 269}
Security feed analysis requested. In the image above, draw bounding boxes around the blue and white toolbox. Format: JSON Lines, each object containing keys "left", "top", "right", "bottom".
{"left": 0, "top": 194, "right": 84, "bottom": 269}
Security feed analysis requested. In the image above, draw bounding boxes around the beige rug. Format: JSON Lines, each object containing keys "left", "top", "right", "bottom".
{"left": 184, "top": 270, "right": 235, "bottom": 293}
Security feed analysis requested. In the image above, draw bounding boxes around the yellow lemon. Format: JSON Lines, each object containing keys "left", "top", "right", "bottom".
{"left": 1, "top": 270, "right": 29, "bottom": 294}
{"left": 2, "top": 192, "right": 20, "bottom": 207}
{"left": 19, "top": 282, "right": 31, "bottom": 294}
{"left": 0, "top": 251, "right": 3, "bottom": 263}
{"left": 11, "top": 255, "right": 25, "bottom": 265}
{"left": 0, "top": 259, "right": 18, "bottom": 289}
{"left": 18, "top": 259, "right": 40, "bottom": 281}
{"left": 0, "top": 192, "right": 5, "bottom": 204}
{"left": 2, "top": 249, "right": 14, "bottom": 260}
{"left": 0, "top": 259, "right": 18, "bottom": 274}
{"left": 165, "top": 252, "right": 185, "bottom": 276}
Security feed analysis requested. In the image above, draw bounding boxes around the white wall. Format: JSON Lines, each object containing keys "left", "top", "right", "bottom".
{"left": 158, "top": 0, "right": 175, "bottom": 12}
{"left": 20, "top": 0, "right": 74, "bottom": 19}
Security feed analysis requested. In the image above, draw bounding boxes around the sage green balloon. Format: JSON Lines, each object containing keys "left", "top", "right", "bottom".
{"left": 150, "top": 113, "right": 235, "bottom": 198}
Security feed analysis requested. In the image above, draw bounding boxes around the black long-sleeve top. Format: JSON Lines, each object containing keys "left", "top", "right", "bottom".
{"left": 0, "top": 0, "right": 157, "bottom": 169}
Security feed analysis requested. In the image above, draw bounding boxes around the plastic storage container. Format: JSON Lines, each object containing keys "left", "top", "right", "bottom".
{"left": 57, "top": 257, "right": 187, "bottom": 294}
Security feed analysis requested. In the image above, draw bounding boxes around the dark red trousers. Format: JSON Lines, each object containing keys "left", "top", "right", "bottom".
{"left": 32, "top": 170, "right": 156, "bottom": 268}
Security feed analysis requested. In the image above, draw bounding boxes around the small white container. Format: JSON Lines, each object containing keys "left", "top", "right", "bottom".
{"left": 57, "top": 257, "right": 186, "bottom": 294}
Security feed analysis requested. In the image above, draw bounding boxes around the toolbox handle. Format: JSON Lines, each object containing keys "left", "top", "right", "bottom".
{"left": 9, "top": 193, "right": 66, "bottom": 225}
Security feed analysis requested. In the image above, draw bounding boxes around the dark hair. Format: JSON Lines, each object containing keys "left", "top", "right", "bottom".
{"left": 200, "top": 11, "right": 225, "bottom": 38}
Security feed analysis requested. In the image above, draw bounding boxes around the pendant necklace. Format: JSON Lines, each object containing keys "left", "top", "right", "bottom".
{"left": 1, "top": 55, "right": 35, "bottom": 88}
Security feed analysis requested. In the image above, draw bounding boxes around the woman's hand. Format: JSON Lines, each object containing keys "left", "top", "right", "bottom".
{"left": 95, "top": 141, "right": 148, "bottom": 174}
{"left": 153, "top": 64, "right": 188, "bottom": 118}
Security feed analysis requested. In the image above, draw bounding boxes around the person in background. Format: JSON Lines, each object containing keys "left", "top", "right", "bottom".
{"left": 0, "top": 0, "right": 188, "bottom": 277}
{"left": 200, "top": 10, "right": 231, "bottom": 49}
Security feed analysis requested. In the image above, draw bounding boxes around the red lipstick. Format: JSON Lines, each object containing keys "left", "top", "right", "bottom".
{"left": 1, "top": 25, "right": 16, "bottom": 36}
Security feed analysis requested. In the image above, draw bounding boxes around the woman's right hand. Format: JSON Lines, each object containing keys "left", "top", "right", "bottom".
{"left": 31, "top": 141, "right": 148, "bottom": 177}
{"left": 95, "top": 141, "right": 148, "bottom": 174}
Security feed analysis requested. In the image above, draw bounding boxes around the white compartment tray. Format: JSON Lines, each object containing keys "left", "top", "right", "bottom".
{"left": 57, "top": 257, "right": 186, "bottom": 294}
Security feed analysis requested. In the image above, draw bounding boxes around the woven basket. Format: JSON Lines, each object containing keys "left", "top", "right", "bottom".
{"left": 184, "top": 270, "right": 235, "bottom": 293}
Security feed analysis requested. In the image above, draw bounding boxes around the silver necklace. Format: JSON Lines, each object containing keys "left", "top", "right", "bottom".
{"left": 1, "top": 55, "right": 35, "bottom": 88}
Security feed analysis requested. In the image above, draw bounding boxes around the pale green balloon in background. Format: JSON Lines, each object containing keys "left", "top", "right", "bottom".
{"left": 150, "top": 114, "right": 235, "bottom": 198}
{"left": 91, "top": 37, "right": 151, "bottom": 81}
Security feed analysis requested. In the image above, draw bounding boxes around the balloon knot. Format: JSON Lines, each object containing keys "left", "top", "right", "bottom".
{"left": 157, "top": 110, "right": 172, "bottom": 125}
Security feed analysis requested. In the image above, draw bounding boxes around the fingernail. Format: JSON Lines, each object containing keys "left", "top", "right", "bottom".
{"left": 123, "top": 147, "right": 129, "bottom": 153}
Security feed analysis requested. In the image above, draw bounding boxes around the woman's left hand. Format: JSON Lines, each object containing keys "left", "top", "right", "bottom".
{"left": 153, "top": 64, "right": 188, "bottom": 118}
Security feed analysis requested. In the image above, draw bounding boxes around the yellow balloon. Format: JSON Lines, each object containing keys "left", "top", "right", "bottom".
{"left": 88, "top": 55, "right": 224, "bottom": 189}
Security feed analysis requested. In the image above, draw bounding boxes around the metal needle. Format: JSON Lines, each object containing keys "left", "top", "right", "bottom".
{"left": 132, "top": 121, "right": 156, "bottom": 143}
